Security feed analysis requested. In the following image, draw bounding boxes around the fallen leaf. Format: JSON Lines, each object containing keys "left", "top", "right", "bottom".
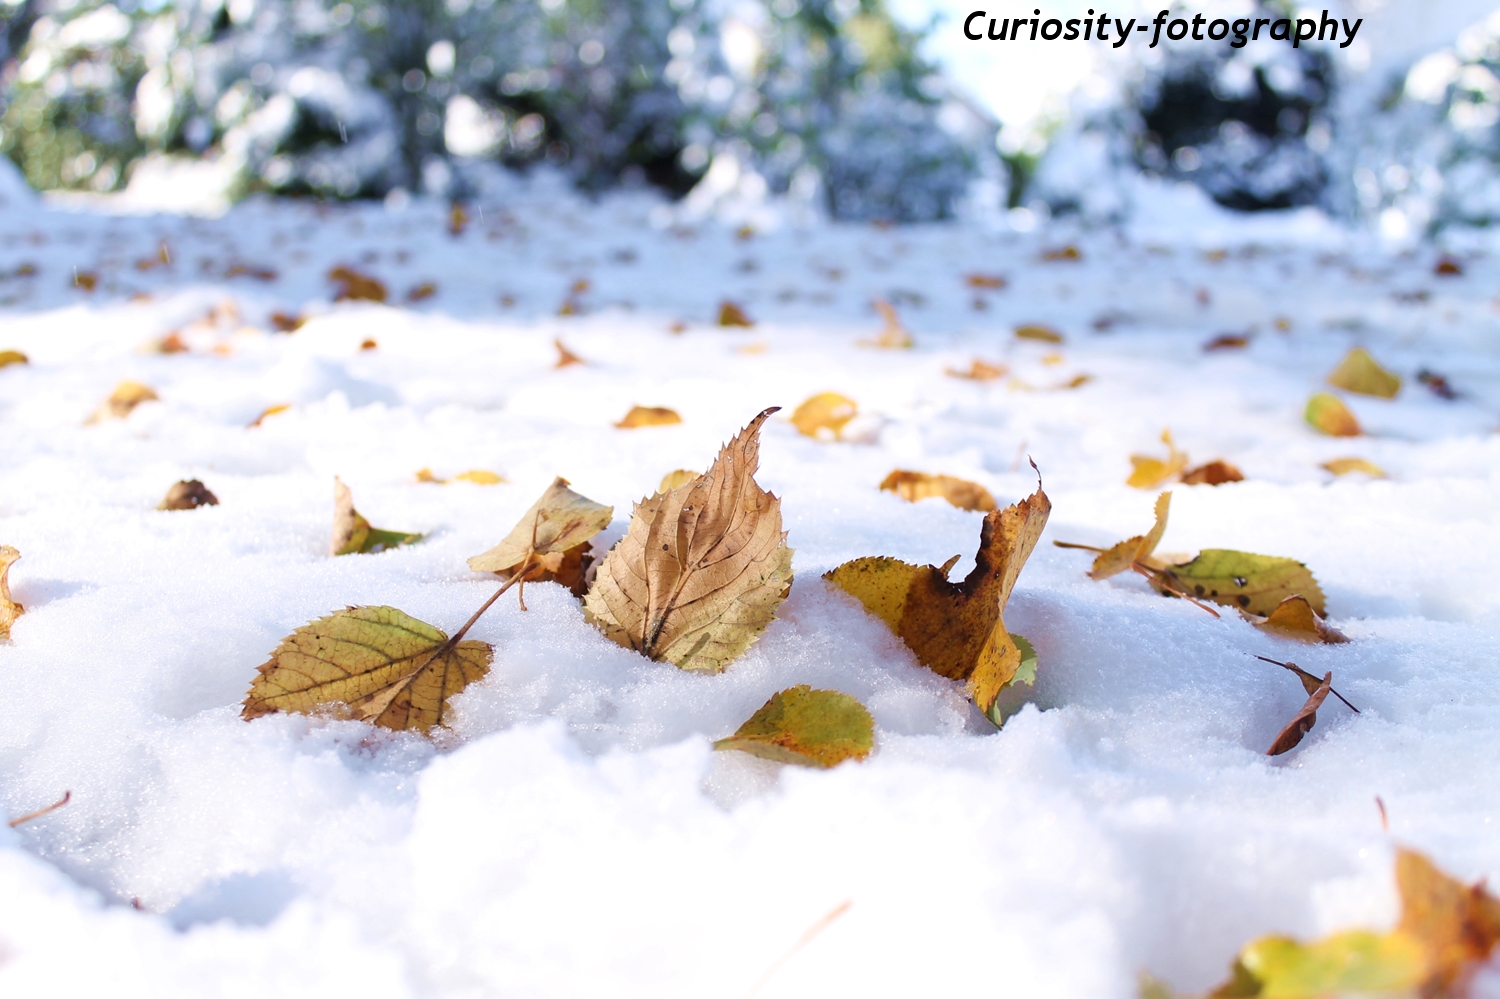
{"left": 1057, "top": 491, "right": 1172, "bottom": 582}
{"left": 328, "top": 266, "right": 387, "bottom": 303}
{"left": 415, "top": 468, "right": 442, "bottom": 483}
{"left": 1252, "top": 595, "right": 1349, "bottom": 643}
{"left": 1321, "top": 457, "right": 1386, "bottom": 477}
{"left": 1255, "top": 656, "right": 1359, "bottom": 711}
{"left": 713, "top": 685, "right": 874, "bottom": 768}
{"left": 156, "top": 332, "right": 189, "bottom": 354}
{"left": 616, "top": 405, "right": 683, "bottom": 428}
{"left": 1306, "top": 393, "right": 1362, "bottom": 437}
{"left": 1128, "top": 429, "right": 1188, "bottom": 488}
{"left": 225, "top": 263, "right": 277, "bottom": 280}
{"left": 359, "top": 338, "right": 378, "bottom": 351}
{"left": 1268, "top": 670, "right": 1332, "bottom": 755}
{"left": 331, "top": 478, "right": 424, "bottom": 555}
{"left": 449, "top": 202, "right": 468, "bottom": 235}
{"left": 861, "top": 298, "right": 913, "bottom": 349}
{"left": 583, "top": 408, "right": 794, "bottom": 673}
{"left": 270, "top": 311, "right": 305, "bottom": 333}
{"left": 0, "top": 546, "right": 23, "bottom": 640}
{"left": 74, "top": 270, "right": 98, "bottom": 291}
{"left": 718, "top": 300, "right": 754, "bottom": 327}
{"left": 658, "top": 469, "right": 698, "bottom": 492}
{"left": 1204, "top": 333, "right": 1250, "bottom": 351}
{"left": 1181, "top": 460, "right": 1244, "bottom": 486}
{"left": 1434, "top": 255, "right": 1464, "bottom": 276}
{"left": 241, "top": 605, "right": 492, "bottom": 733}
{"left": 0, "top": 349, "right": 27, "bottom": 368}
{"left": 87, "top": 380, "right": 158, "bottom": 423}
{"left": 1328, "top": 347, "right": 1401, "bottom": 399}
{"left": 1055, "top": 374, "right": 1092, "bottom": 390}
{"left": 879, "top": 470, "right": 996, "bottom": 512}
{"left": 790, "top": 392, "right": 857, "bottom": 440}
{"left": 1157, "top": 550, "right": 1326, "bottom": 617}
{"left": 964, "top": 273, "right": 1006, "bottom": 289}
{"left": 825, "top": 482, "right": 1050, "bottom": 717}
{"left": 1418, "top": 369, "right": 1458, "bottom": 400}
{"left": 1015, "top": 323, "right": 1065, "bottom": 344}
{"left": 454, "top": 470, "right": 504, "bottom": 485}
{"left": 554, "top": 338, "right": 584, "bottom": 368}
{"left": 248, "top": 403, "right": 291, "bottom": 428}
{"left": 468, "top": 476, "right": 612, "bottom": 597}
{"left": 735, "top": 340, "right": 769, "bottom": 355}
{"left": 1042, "top": 245, "right": 1081, "bottom": 261}
{"left": 158, "top": 479, "right": 219, "bottom": 511}
{"left": 407, "top": 282, "right": 437, "bottom": 302}
{"left": 1231, "top": 930, "right": 1428, "bottom": 998}
{"left": 1395, "top": 846, "right": 1500, "bottom": 995}
{"left": 945, "top": 358, "right": 1007, "bottom": 381}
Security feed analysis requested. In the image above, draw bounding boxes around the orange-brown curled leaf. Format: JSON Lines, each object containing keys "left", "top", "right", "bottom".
{"left": 158, "top": 479, "right": 219, "bottom": 511}
{"left": 790, "top": 392, "right": 857, "bottom": 440}
{"left": 328, "top": 265, "right": 387, "bottom": 303}
{"left": 1321, "top": 457, "right": 1385, "bottom": 478}
{"left": 1267, "top": 671, "right": 1331, "bottom": 755}
{"left": 616, "top": 406, "right": 682, "bottom": 428}
{"left": 583, "top": 408, "right": 794, "bottom": 673}
{"left": 554, "top": 338, "right": 584, "bottom": 368}
{"left": 1015, "top": 323, "right": 1065, "bottom": 344}
{"left": 1127, "top": 429, "right": 1188, "bottom": 488}
{"left": 1252, "top": 595, "right": 1349, "bottom": 644}
{"left": 88, "top": 380, "right": 158, "bottom": 423}
{"left": 248, "top": 403, "right": 290, "bottom": 428}
{"left": 1328, "top": 347, "right": 1401, "bottom": 399}
{"left": 1306, "top": 393, "right": 1362, "bottom": 436}
{"left": 1071, "top": 491, "right": 1171, "bottom": 581}
{"left": 861, "top": 299, "right": 913, "bottom": 349}
{"left": 945, "top": 358, "right": 1007, "bottom": 381}
{"left": 0, "top": 546, "right": 23, "bottom": 640}
{"left": 1181, "top": 460, "right": 1244, "bottom": 486}
{"left": 713, "top": 685, "right": 874, "bottom": 768}
{"left": 468, "top": 477, "right": 612, "bottom": 596}
{"left": 824, "top": 485, "right": 1050, "bottom": 716}
{"left": 331, "top": 478, "right": 423, "bottom": 555}
{"left": 717, "top": 300, "right": 754, "bottom": 327}
{"left": 1396, "top": 846, "right": 1500, "bottom": 996}
{"left": 242, "top": 605, "right": 492, "bottom": 734}
{"left": 0, "top": 349, "right": 27, "bottom": 368}
{"left": 879, "top": 470, "right": 996, "bottom": 512}
{"left": 1204, "top": 333, "right": 1250, "bottom": 351}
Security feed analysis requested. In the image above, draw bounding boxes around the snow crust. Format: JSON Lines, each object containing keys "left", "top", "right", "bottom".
{"left": 1, "top": 183, "right": 1499, "bottom": 996}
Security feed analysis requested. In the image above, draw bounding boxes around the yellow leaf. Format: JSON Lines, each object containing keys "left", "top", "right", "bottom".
{"left": 718, "top": 300, "right": 754, "bottom": 327}
{"left": 248, "top": 403, "right": 290, "bottom": 428}
{"left": 1252, "top": 595, "right": 1349, "bottom": 644}
{"left": 965, "top": 273, "right": 1006, "bottom": 289}
{"left": 415, "top": 468, "right": 443, "bottom": 483}
{"left": 0, "top": 349, "right": 27, "bottom": 368}
{"left": 157, "top": 479, "right": 219, "bottom": 511}
{"left": 88, "top": 380, "right": 158, "bottom": 423}
{"left": 0, "top": 546, "right": 23, "bottom": 640}
{"left": 1306, "top": 393, "right": 1362, "bottom": 437}
{"left": 790, "top": 392, "right": 857, "bottom": 440}
{"left": 1128, "top": 429, "right": 1188, "bottom": 488}
{"left": 824, "top": 485, "right": 1050, "bottom": 716}
{"left": 406, "top": 281, "right": 437, "bottom": 302}
{"left": 657, "top": 468, "right": 698, "bottom": 492}
{"left": 583, "top": 408, "right": 794, "bottom": 673}
{"left": 1396, "top": 847, "right": 1500, "bottom": 995}
{"left": 713, "top": 685, "right": 875, "bottom": 768}
{"left": 1042, "top": 245, "right": 1081, "bottom": 261}
{"left": 468, "top": 476, "right": 612, "bottom": 596}
{"left": 1235, "top": 930, "right": 1427, "bottom": 997}
{"left": 1155, "top": 549, "right": 1325, "bottom": 617}
{"left": 616, "top": 405, "right": 683, "bottom": 428}
{"left": 879, "top": 470, "right": 996, "bottom": 512}
{"left": 945, "top": 358, "right": 1008, "bottom": 381}
{"left": 1327, "top": 347, "right": 1401, "bottom": 399}
{"left": 241, "top": 605, "right": 492, "bottom": 733}
{"left": 454, "top": 470, "right": 505, "bottom": 485}
{"left": 1015, "top": 323, "right": 1065, "bottom": 344}
{"left": 1322, "top": 457, "right": 1386, "bottom": 478}
{"left": 860, "top": 298, "right": 913, "bottom": 349}
{"left": 1064, "top": 491, "right": 1172, "bottom": 581}
{"left": 331, "top": 478, "right": 423, "bottom": 555}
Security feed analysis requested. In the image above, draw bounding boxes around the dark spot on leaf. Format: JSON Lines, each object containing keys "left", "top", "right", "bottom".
{"left": 1238, "top": 595, "right": 1250, "bottom": 607}
{"left": 1195, "top": 585, "right": 1206, "bottom": 596}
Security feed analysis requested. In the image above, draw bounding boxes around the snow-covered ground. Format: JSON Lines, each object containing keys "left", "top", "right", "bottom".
{"left": 1, "top": 174, "right": 1498, "bottom": 997}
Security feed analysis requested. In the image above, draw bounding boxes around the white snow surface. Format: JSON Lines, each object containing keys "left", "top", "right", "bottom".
{"left": 1, "top": 183, "right": 1499, "bottom": 998}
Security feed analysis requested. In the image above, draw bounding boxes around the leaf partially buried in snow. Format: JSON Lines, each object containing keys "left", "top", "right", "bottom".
{"left": 242, "top": 605, "right": 492, "bottom": 733}
{"left": 0, "top": 546, "right": 23, "bottom": 640}
{"left": 825, "top": 483, "right": 1050, "bottom": 717}
{"left": 790, "top": 392, "right": 857, "bottom": 440}
{"left": 1127, "top": 429, "right": 1188, "bottom": 488}
{"left": 583, "top": 408, "right": 794, "bottom": 673}
{"left": 1267, "top": 670, "right": 1332, "bottom": 755}
{"left": 1306, "top": 393, "right": 1362, "bottom": 437}
{"left": 879, "top": 470, "right": 996, "bottom": 512}
{"left": 1252, "top": 594, "right": 1348, "bottom": 643}
{"left": 468, "top": 476, "right": 612, "bottom": 597}
{"left": 1328, "top": 347, "right": 1401, "bottom": 399}
{"left": 713, "top": 685, "right": 874, "bottom": 768}
{"left": 1181, "top": 460, "right": 1243, "bottom": 486}
{"left": 616, "top": 405, "right": 682, "bottom": 428}
{"left": 1322, "top": 457, "right": 1386, "bottom": 478}
{"left": 158, "top": 479, "right": 219, "bottom": 510}
{"left": 87, "top": 380, "right": 158, "bottom": 423}
{"left": 0, "top": 349, "right": 27, "bottom": 368}
{"left": 1154, "top": 549, "right": 1325, "bottom": 617}
{"left": 331, "top": 478, "right": 424, "bottom": 555}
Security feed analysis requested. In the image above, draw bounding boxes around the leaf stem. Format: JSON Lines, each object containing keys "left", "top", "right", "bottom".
{"left": 1254, "top": 655, "right": 1360, "bottom": 713}
{"left": 1134, "top": 562, "right": 1220, "bottom": 618}
{"left": 1053, "top": 540, "right": 1107, "bottom": 553}
{"left": 8, "top": 790, "right": 71, "bottom": 828}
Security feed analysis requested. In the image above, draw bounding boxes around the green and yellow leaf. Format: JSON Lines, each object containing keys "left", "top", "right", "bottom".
{"left": 714, "top": 685, "right": 874, "bottom": 768}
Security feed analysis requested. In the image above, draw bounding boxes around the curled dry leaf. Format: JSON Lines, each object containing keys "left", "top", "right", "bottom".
{"left": 1328, "top": 347, "right": 1402, "bottom": 399}
{"left": 718, "top": 300, "right": 754, "bottom": 327}
{"left": 616, "top": 405, "right": 682, "bottom": 429}
{"left": 861, "top": 299, "right": 913, "bottom": 349}
{"left": 1055, "top": 491, "right": 1172, "bottom": 581}
{"left": 468, "top": 476, "right": 613, "bottom": 598}
{"left": 88, "top": 380, "right": 158, "bottom": 423}
{"left": 0, "top": 546, "right": 23, "bottom": 640}
{"left": 328, "top": 265, "right": 387, "bottom": 303}
{"left": 790, "top": 392, "right": 857, "bottom": 440}
{"left": 554, "top": 338, "right": 584, "bottom": 368}
{"left": 825, "top": 483, "right": 1050, "bottom": 718}
{"left": 0, "top": 349, "right": 27, "bottom": 368}
{"left": 1322, "top": 457, "right": 1386, "bottom": 478}
{"left": 583, "top": 408, "right": 794, "bottom": 673}
{"left": 1181, "top": 460, "right": 1243, "bottom": 486}
{"left": 879, "top": 470, "right": 996, "bottom": 512}
{"left": 945, "top": 358, "right": 1007, "bottom": 381}
{"left": 1015, "top": 323, "right": 1065, "bottom": 344}
{"left": 657, "top": 468, "right": 697, "bottom": 493}
{"left": 1127, "top": 429, "right": 1188, "bottom": 489}
{"left": 1203, "top": 333, "right": 1250, "bottom": 351}
{"left": 331, "top": 478, "right": 424, "bottom": 556}
{"left": 248, "top": 404, "right": 290, "bottom": 428}
{"left": 1267, "top": 670, "right": 1332, "bottom": 755}
{"left": 158, "top": 479, "right": 219, "bottom": 511}
{"left": 965, "top": 273, "right": 1006, "bottom": 289}
{"left": 1155, "top": 550, "right": 1325, "bottom": 617}
{"left": 242, "top": 606, "right": 492, "bottom": 733}
{"left": 1252, "top": 595, "right": 1349, "bottom": 644}
{"left": 1306, "top": 393, "right": 1362, "bottom": 437}
{"left": 1255, "top": 657, "right": 1358, "bottom": 713}
{"left": 713, "top": 685, "right": 875, "bottom": 768}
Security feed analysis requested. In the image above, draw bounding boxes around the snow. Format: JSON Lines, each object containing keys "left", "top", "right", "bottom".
{"left": 1, "top": 180, "right": 1499, "bottom": 997}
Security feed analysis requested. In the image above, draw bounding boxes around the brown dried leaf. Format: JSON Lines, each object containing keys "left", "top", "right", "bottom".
{"left": 718, "top": 300, "right": 754, "bottom": 327}
{"left": 879, "top": 470, "right": 996, "bottom": 512}
{"left": 554, "top": 338, "right": 584, "bottom": 368}
{"left": 331, "top": 478, "right": 423, "bottom": 555}
{"left": 824, "top": 484, "right": 1050, "bottom": 716}
{"left": 583, "top": 408, "right": 794, "bottom": 673}
{"left": 1204, "top": 333, "right": 1250, "bottom": 351}
{"left": 790, "top": 392, "right": 857, "bottom": 440}
{"left": 158, "top": 479, "right": 219, "bottom": 511}
{"left": 1395, "top": 846, "right": 1500, "bottom": 996}
{"left": 407, "top": 282, "right": 437, "bottom": 302}
{"left": 468, "top": 477, "right": 613, "bottom": 596}
{"left": 945, "top": 358, "right": 1008, "bottom": 381}
{"left": 964, "top": 273, "right": 1006, "bottom": 289}
{"left": 1252, "top": 595, "right": 1349, "bottom": 644}
{"left": 0, "top": 546, "right": 23, "bottom": 640}
{"left": 1181, "top": 460, "right": 1244, "bottom": 486}
{"left": 328, "top": 266, "right": 387, "bottom": 303}
{"left": 87, "top": 380, "right": 158, "bottom": 423}
{"left": 861, "top": 299, "right": 913, "bottom": 349}
{"left": 616, "top": 405, "right": 682, "bottom": 428}
{"left": 1128, "top": 429, "right": 1188, "bottom": 488}
{"left": 1015, "top": 323, "right": 1065, "bottom": 344}
{"left": 1267, "top": 670, "right": 1331, "bottom": 755}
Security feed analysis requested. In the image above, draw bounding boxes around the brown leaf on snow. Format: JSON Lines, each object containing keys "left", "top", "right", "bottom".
{"left": 879, "top": 470, "right": 996, "bottom": 512}
{"left": 407, "top": 282, "right": 437, "bottom": 302}
{"left": 718, "top": 300, "right": 754, "bottom": 327}
{"left": 616, "top": 405, "right": 683, "bottom": 428}
{"left": 1042, "top": 245, "right": 1082, "bottom": 262}
{"left": 1203, "top": 333, "right": 1250, "bottom": 351}
{"left": 468, "top": 477, "right": 613, "bottom": 598}
{"left": 270, "top": 311, "right": 306, "bottom": 333}
{"left": 0, "top": 546, "right": 23, "bottom": 640}
{"left": 964, "top": 273, "right": 1006, "bottom": 289}
{"left": 1181, "top": 460, "right": 1244, "bottom": 486}
{"left": 554, "top": 338, "right": 585, "bottom": 368}
{"left": 583, "top": 408, "right": 794, "bottom": 673}
{"left": 1267, "top": 670, "right": 1332, "bottom": 755}
{"left": 1015, "top": 323, "right": 1064, "bottom": 344}
{"left": 1395, "top": 846, "right": 1500, "bottom": 996}
{"left": 1251, "top": 595, "right": 1349, "bottom": 644}
{"left": 328, "top": 266, "right": 387, "bottom": 303}
{"left": 861, "top": 299, "right": 913, "bottom": 349}
{"left": 945, "top": 358, "right": 1007, "bottom": 381}
{"left": 158, "top": 479, "right": 219, "bottom": 511}
{"left": 87, "top": 380, "right": 159, "bottom": 423}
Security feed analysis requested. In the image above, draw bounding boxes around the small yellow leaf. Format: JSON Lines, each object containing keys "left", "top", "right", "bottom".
{"left": 945, "top": 358, "right": 1007, "bottom": 381}
{"left": 454, "top": 470, "right": 504, "bottom": 485}
{"left": 242, "top": 605, "right": 492, "bottom": 734}
{"left": 1235, "top": 930, "right": 1427, "bottom": 997}
{"left": 965, "top": 273, "right": 1006, "bottom": 289}
{"left": 88, "top": 380, "right": 159, "bottom": 423}
{"left": 1328, "top": 347, "right": 1401, "bottom": 399}
{"left": 1015, "top": 323, "right": 1065, "bottom": 344}
{"left": 158, "top": 479, "right": 219, "bottom": 511}
{"left": 331, "top": 478, "right": 423, "bottom": 555}
{"left": 0, "top": 546, "right": 23, "bottom": 640}
{"left": 860, "top": 298, "right": 913, "bottom": 349}
{"left": 1253, "top": 594, "right": 1349, "bottom": 644}
{"left": 790, "top": 392, "right": 857, "bottom": 440}
{"left": 1322, "top": 457, "right": 1386, "bottom": 478}
{"left": 415, "top": 468, "right": 444, "bottom": 484}
{"left": 657, "top": 468, "right": 698, "bottom": 492}
{"left": 1042, "top": 245, "right": 1081, "bottom": 261}
{"left": 1127, "top": 429, "right": 1188, "bottom": 488}
{"left": 248, "top": 403, "right": 290, "bottom": 428}
{"left": 1074, "top": 491, "right": 1172, "bottom": 581}
{"left": 717, "top": 300, "right": 754, "bottom": 327}
{"left": 0, "top": 349, "right": 27, "bottom": 368}
{"left": 406, "top": 282, "right": 437, "bottom": 302}
{"left": 879, "top": 470, "right": 996, "bottom": 512}
{"left": 616, "top": 405, "right": 682, "bottom": 428}
{"left": 713, "top": 685, "right": 874, "bottom": 768}
{"left": 468, "top": 476, "right": 612, "bottom": 596}
{"left": 1306, "top": 393, "right": 1362, "bottom": 437}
